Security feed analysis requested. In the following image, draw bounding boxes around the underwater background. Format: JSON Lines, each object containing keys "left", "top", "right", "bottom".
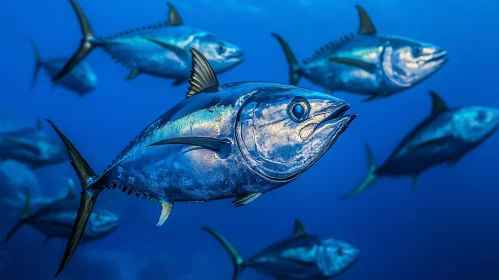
{"left": 1, "top": 0, "right": 498, "bottom": 279}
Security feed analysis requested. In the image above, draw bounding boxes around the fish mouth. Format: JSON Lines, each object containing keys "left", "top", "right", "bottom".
{"left": 317, "top": 103, "right": 357, "bottom": 139}
{"left": 424, "top": 50, "right": 448, "bottom": 68}
{"left": 226, "top": 52, "right": 245, "bottom": 62}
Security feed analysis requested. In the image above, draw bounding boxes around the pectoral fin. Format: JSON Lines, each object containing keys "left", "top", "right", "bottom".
{"left": 412, "top": 174, "right": 419, "bottom": 188}
{"left": 157, "top": 202, "right": 173, "bottom": 226}
{"left": 143, "top": 37, "right": 187, "bottom": 60}
{"left": 329, "top": 57, "right": 377, "bottom": 72}
{"left": 407, "top": 136, "right": 453, "bottom": 152}
{"left": 361, "top": 93, "right": 388, "bottom": 102}
{"left": 232, "top": 192, "right": 262, "bottom": 207}
{"left": 1, "top": 138, "right": 40, "bottom": 155}
{"left": 149, "top": 137, "right": 231, "bottom": 158}
{"left": 279, "top": 256, "right": 315, "bottom": 267}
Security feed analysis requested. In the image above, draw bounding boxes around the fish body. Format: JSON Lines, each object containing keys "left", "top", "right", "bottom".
{"left": 4, "top": 186, "right": 119, "bottom": 243}
{"left": 272, "top": 5, "right": 447, "bottom": 101}
{"left": 204, "top": 220, "right": 359, "bottom": 279}
{"left": 0, "top": 122, "right": 66, "bottom": 169}
{"left": 54, "top": 1, "right": 244, "bottom": 85}
{"left": 29, "top": 40, "right": 97, "bottom": 96}
{"left": 342, "top": 91, "right": 499, "bottom": 198}
{"left": 47, "top": 48, "right": 356, "bottom": 276}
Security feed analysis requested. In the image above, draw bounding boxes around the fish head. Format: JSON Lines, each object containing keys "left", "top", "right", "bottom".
{"left": 192, "top": 33, "right": 244, "bottom": 74}
{"left": 382, "top": 38, "right": 447, "bottom": 88}
{"left": 235, "top": 85, "right": 356, "bottom": 182}
{"left": 87, "top": 209, "right": 120, "bottom": 239}
{"left": 453, "top": 106, "right": 499, "bottom": 143}
{"left": 316, "top": 239, "right": 359, "bottom": 277}
{"left": 43, "top": 140, "right": 69, "bottom": 163}
{"left": 77, "top": 63, "right": 98, "bottom": 93}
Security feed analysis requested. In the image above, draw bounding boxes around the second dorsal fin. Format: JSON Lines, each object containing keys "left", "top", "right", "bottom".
{"left": 429, "top": 91, "right": 448, "bottom": 116}
{"left": 186, "top": 48, "right": 220, "bottom": 99}
{"left": 292, "top": 219, "right": 307, "bottom": 237}
{"left": 355, "top": 4, "right": 377, "bottom": 35}
{"left": 166, "top": 3, "right": 184, "bottom": 26}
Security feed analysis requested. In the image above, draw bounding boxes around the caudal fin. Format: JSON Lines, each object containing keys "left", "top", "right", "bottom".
{"left": 203, "top": 228, "right": 245, "bottom": 280}
{"left": 45, "top": 119, "right": 101, "bottom": 277}
{"left": 270, "top": 33, "right": 303, "bottom": 85}
{"left": 28, "top": 39, "right": 42, "bottom": 91}
{"left": 4, "top": 188, "right": 31, "bottom": 243}
{"left": 340, "top": 142, "right": 378, "bottom": 199}
{"left": 53, "top": 0, "right": 96, "bottom": 81}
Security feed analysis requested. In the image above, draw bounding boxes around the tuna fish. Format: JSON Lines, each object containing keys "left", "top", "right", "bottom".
{"left": 0, "top": 120, "right": 67, "bottom": 169}
{"left": 54, "top": 0, "right": 244, "bottom": 85}
{"left": 271, "top": 5, "right": 448, "bottom": 102}
{"left": 204, "top": 219, "right": 359, "bottom": 279}
{"left": 47, "top": 48, "right": 356, "bottom": 276}
{"left": 29, "top": 39, "right": 97, "bottom": 97}
{"left": 4, "top": 183, "right": 119, "bottom": 244}
{"left": 342, "top": 91, "right": 499, "bottom": 199}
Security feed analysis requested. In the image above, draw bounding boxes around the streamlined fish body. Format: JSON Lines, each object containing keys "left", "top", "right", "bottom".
{"left": 4, "top": 185, "right": 119, "bottom": 244}
{"left": 342, "top": 91, "right": 499, "bottom": 199}
{"left": 54, "top": 0, "right": 244, "bottom": 85}
{"left": 272, "top": 5, "right": 447, "bottom": 102}
{"left": 47, "top": 48, "right": 356, "bottom": 276}
{"left": 29, "top": 39, "right": 97, "bottom": 97}
{"left": 0, "top": 121, "right": 66, "bottom": 169}
{"left": 204, "top": 220, "right": 359, "bottom": 279}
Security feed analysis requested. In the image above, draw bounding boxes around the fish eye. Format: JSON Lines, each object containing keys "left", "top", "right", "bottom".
{"left": 477, "top": 110, "right": 487, "bottom": 122}
{"left": 287, "top": 97, "right": 310, "bottom": 122}
{"left": 412, "top": 46, "right": 423, "bottom": 57}
{"left": 337, "top": 248, "right": 344, "bottom": 256}
{"left": 217, "top": 42, "right": 226, "bottom": 55}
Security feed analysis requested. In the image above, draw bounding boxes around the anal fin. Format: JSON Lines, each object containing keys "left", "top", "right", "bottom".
{"left": 125, "top": 69, "right": 141, "bottom": 81}
{"left": 232, "top": 192, "right": 262, "bottom": 207}
{"left": 157, "top": 202, "right": 173, "bottom": 226}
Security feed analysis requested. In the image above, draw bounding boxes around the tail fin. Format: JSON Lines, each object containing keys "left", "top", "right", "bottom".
{"left": 270, "top": 33, "right": 303, "bottom": 85}
{"left": 340, "top": 142, "right": 378, "bottom": 199}
{"left": 28, "top": 39, "right": 42, "bottom": 91}
{"left": 45, "top": 119, "right": 102, "bottom": 277}
{"left": 53, "top": 0, "right": 96, "bottom": 81}
{"left": 4, "top": 188, "right": 31, "bottom": 243}
{"left": 203, "top": 228, "right": 245, "bottom": 280}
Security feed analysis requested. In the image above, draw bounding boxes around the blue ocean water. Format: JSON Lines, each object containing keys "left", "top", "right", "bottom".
{"left": 1, "top": 0, "right": 498, "bottom": 279}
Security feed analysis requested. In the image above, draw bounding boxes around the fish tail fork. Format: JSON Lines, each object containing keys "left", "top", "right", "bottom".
{"left": 53, "top": 0, "right": 97, "bottom": 81}
{"left": 45, "top": 119, "right": 102, "bottom": 277}
{"left": 203, "top": 228, "right": 246, "bottom": 280}
{"left": 270, "top": 33, "right": 303, "bottom": 85}
{"left": 340, "top": 142, "right": 378, "bottom": 199}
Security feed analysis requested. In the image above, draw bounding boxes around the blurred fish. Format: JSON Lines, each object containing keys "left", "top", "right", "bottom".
{"left": 0, "top": 119, "right": 67, "bottom": 169}
{"left": 0, "top": 160, "right": 41, "bottom": 223}
{"left": 46, "top": 48, "right": 356, "bottom": 276}
{"left": 4, "top": 183, "right": 119, "bottom": 245}
{"left": 203, "top": 219, "right": 359, "bottom": 280}
{"left": 271, "top": 5, "right": 448, "bottom": 102}
{"left": 29, "top": 39, "right": 97, "bottom": 97}
{"left": 0, "top": 113, "right": 22, "bottom": 134}
{"left": 342, "top": 91, "right": 499, "bottom": 198}
{"left": 54, "top": 0, "right": 244, "bottom": 85}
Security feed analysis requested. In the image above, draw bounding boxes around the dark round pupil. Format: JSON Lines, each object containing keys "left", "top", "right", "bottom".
{"left": 292, "top": 103, "right": 305, "bottom": 119}
{"left": 218, "top": 45, "right": 225, "bottom": 53}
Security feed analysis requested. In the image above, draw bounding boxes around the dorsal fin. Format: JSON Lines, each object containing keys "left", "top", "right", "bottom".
{"left": 355, "top": 4, "right": 377, "bottom": 35}
{"left": 166, "top": 3, "right": 184, "bottom": 26}
{"left": 292, "top": 219, "right": 307, "bottom": 237}
{"left": 429, "top": 91, "right": 448, "bottom": 116}
{"left": 186, "top": 48, "right": 219, "bottom": 99}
